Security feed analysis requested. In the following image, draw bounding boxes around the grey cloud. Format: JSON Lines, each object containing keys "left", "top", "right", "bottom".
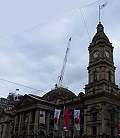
{"left": 0, "top": 0, "right": 120, "bottom": 97}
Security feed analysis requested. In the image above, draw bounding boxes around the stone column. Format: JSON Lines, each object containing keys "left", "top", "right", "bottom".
{"left": 34, "top": 110, "right": 39, "bottom": 132}
{"left": 20, "top": 113, "right": 25, "bottom": 136}
{"left": 28, "top": 112, "right": 32, "bottom": 136}
{"left": 18, "top": 114, "right": 22, "bottom": 135}
{"left": 2, "top": 123, "right": 7, "bottom": 138}
{"left": 7, "top": 122, "right": 11, "bottom": 138}
{"left": 102, "top": 105, "right": 112, "bottom": 136}
{"left": 13, "top": 116, "right": 17, "bottom": 135}
{"left": 83, "top": 109, "right": 87, "bottom": 136}
{"left": 101, "top": 105, "right": 106, "bottom": 135}
{"left": 46, "top": 112, "right": 49, "bottom": 135}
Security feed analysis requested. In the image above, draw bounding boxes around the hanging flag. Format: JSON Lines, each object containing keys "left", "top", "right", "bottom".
{"left": 63, "top": 106, "right": 71, "bottom": 131}
{"left": 39, "top": 111, "right": 46, "bottom": 124}
{"left": 74, "top": 109, "right": 80, "bottom": 130}
{"left": 117, "top": 121, "right": 120, "bottom": 136}
{"left": 100, "top": 2, "right": 107, "bottom": 9}
{"left": 54, "top": 108, "right": 61, "bottom": 130}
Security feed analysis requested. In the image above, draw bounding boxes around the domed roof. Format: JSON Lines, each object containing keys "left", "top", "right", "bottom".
{"left": 91, "top": 22, "right": 110, "bottom": 44}
{"left": 42, "top": 87, "right": 76, "bottom": 101}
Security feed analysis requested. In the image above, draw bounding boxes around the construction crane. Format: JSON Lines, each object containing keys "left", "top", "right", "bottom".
{"left": 57, "top": 37, "right": 72, "bottom": 87}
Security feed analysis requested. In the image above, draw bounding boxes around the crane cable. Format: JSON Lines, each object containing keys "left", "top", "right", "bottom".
{"left": 80, "top": 8, "right": 91, "bottom": 41}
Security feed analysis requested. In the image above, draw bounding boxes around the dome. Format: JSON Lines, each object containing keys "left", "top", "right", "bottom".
{"left": 91, "top": 22, "right": 110, "bottom": 45}
{"left": 42, "top": 87, "right": 76, "bottom": 101}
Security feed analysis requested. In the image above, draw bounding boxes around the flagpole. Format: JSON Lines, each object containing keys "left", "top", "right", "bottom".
{"left": 98, "top": 2, "right": 107, "bottom": 23}
{"left": 99, "top": 5, "right": 101, "bottom": 23}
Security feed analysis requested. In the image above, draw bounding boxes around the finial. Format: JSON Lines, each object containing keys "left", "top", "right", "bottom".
{"left": 97, "top": 22, "right": 104, "bottom": 32}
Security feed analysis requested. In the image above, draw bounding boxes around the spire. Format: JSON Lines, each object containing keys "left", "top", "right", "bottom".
{"left": 97, "top": 22, "right": 104, "bottom": 33}
{"left": 90, "top": 22, "right": 109, "bottom": 45}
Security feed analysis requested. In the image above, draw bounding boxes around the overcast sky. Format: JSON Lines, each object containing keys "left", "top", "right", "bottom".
{"left": 0, "top": 0, "right": 120, "bottom": 97}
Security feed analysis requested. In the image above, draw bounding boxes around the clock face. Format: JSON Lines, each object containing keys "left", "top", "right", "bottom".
{"left": 93, "top": 51, "right": 99, "bottom": 58}
{"left": 105, "top": 51, "right": 110, "bottom": 58}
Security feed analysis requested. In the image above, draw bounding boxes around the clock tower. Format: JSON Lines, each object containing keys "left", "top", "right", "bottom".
{"left": 83, "top": 22, "right": 120, "bottom": 138}
{"left": 85, "top": 22, "right": 118, "bottom": 95}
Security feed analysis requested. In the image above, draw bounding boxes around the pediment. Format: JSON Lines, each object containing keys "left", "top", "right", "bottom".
{"left": 20, "top": 95, "right": 37, "bottom": 106}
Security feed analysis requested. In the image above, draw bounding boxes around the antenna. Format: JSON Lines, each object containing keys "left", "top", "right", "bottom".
{"left": 57, "top": 37, "right": 72, "bottom": 87}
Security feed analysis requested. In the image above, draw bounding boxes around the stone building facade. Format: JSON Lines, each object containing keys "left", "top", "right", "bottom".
{"left": 0, "top": 22, "right": 120, "bottom": 138}
{"left": 84, "top": 22, "right": 120, "bottom": 138}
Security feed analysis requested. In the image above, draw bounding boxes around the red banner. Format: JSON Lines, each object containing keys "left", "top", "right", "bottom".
{"left": 63, "top": 106, "right": 71, "bottom": 131}
{"left": 117, "top": 121, "right": 120, "bottom": 135}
